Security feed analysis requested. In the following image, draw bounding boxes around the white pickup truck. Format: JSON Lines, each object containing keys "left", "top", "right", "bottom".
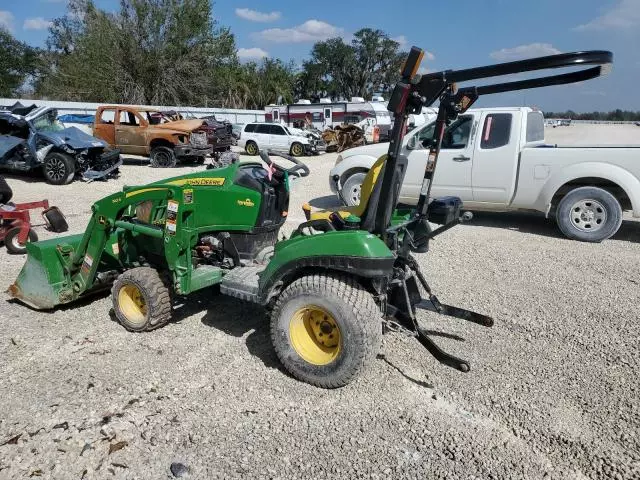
{"left": 329, "top": 107, "right": 640, "bottom": 242}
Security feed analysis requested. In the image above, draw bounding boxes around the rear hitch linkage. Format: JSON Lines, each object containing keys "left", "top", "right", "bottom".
{"left": 384, "top": 255, "right": 494, "bottom": 373}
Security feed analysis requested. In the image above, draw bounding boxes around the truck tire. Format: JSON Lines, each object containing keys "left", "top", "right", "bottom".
{"left": 340, "top": 171, "right": 367, "bottom": 207}
{"left": 270, "top": 273, "right": 382, "bottom": 388}
{"left": 555, "top": 186, "right": 623, "bottom": 242}
{"left": 43, "top": 152, "right": 75, "bottom": 185}
{"left": 4, "top": 227, "right": 38, "bottom": 254}
{"left": 111, "top": 267, "right": 172, "bottom": 332}
{"left": 290, "top": 142, "right": 304, "bottom": 157}
{"left": 149, "top": 146, "right": 177, "bottom": 168}
{"left": 245, "top": 141, "right": 258, "bottom": 156}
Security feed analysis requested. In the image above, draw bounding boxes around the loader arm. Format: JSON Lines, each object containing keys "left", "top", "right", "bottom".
{"left": 9, "top": 185, "right": 186, "bottom": 309}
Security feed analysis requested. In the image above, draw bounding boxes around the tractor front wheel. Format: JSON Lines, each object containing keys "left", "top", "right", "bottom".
{"left": 111, "top": 267, "right": 172, "bottom": 332}
{"left": 270, "top": 274, "right": 382, "bottom": 388}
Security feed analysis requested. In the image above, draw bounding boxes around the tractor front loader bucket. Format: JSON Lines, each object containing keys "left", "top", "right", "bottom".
{"left": 7, "top": 234, "right": 84, "bottom": 309}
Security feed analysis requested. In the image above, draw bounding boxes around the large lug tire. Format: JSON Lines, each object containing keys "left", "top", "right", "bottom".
{"left": 290, "top": 142, "right": 304, "bottom": 157}
{"left": 149, "top": 146, "right": 177, "bottom": 168}
{"left": 555, "top": 186, "right": 623, "bottom": 243}
{"left": 245, "top": 141, "right": 259, "bottom": 156}
{"left": 111, "top": 267, "right": 172, "bottom": 332}
{"left": 43, "top": 152, "right": 75, "bottom": 185}
{"left": 270, "top": 274, "right": 382, "bottom": 388}
{"left": 4, "top": 227, "right": 38, "bottom": 254}
{"left": 340, "top": 171, "right": 367, "bottom": 207}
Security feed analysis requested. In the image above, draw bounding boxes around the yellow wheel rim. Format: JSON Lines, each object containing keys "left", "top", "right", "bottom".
{"left": 292, "top": 144, "right": 303, "bottom": 156}
{"left": 118, "top": 284, "right": 148, "bottom": 326}
{"left": 289, "top": 306, "right": 341, "bottom": 365}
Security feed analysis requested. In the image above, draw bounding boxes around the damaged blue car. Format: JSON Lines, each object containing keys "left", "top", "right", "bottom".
{"left": 0, "top": 103, "right": 122, "bottom": 185}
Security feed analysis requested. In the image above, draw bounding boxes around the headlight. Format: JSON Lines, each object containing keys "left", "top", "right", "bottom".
{"left": 334, "top": 154, "right": 344, "bottom": 166}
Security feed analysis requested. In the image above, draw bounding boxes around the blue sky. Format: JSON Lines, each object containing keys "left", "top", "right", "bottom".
{"left": 2, "top": 0, "right": 640, "bottom": 111}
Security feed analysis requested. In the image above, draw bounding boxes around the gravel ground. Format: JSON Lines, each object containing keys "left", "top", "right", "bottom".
{"left": 1, "top": 126, "right": 639, "bottom": 479}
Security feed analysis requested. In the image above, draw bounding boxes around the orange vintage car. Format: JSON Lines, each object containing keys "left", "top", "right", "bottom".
{"left": 92, "top": 106, "right": 212, "bottom": 167}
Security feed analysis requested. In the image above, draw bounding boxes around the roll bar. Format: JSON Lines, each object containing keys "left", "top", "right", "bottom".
{"left": 373, "top": 48, "right": 613, "bottom": 235}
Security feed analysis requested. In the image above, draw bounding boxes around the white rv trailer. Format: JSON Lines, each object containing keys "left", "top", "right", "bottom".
{"left": 265, "top": 98, "right": 393, "bottom": 140}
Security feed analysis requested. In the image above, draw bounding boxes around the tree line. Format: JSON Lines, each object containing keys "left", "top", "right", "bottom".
{"left": 0, "top": 0, "right": 405, "bottom": 109}
{"left": 544, "top": 110, "right": 640, "bottom": 122}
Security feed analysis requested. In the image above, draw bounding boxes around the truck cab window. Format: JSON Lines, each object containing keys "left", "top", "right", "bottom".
{"left": 442, "top": 116, "right": 473, "bottom": 149}
{"left": 100, "top": 109, "right": 116, "bottom": 124}
{"left": 481, "top": 113, "right": 512, "bottom": 149}
{"left": 119, "top": 111, "right": 140, "bottom": 126}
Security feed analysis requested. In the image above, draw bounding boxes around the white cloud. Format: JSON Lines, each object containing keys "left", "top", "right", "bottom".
{"left": 392, "top": 35, "right": 408, "bottom": 48}
{"left": 254, "top": 20, "right": 343, "bottom": 43}
{"left": 235, "top": 8, "right": 281, "bottom": 23}
{"left": 490, "top": 43, "right": 561, "bottom": 61}
{"left": 24, "top": 17, "right": 53, "bottom": 30}
{"left": 574, "top": 0, "right": 640, "bottom": 31}
{"left": 238, "top": 47, "right": 269, "bottom": 60}
{"left": 0, "top": 10, "right": 14, "bottom": 31}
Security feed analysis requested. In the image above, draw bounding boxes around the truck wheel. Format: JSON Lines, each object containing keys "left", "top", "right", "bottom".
{"left": 555, "top": 186, "right": 623, "bottom": 242}
{"left": 290, "top": 142, "right": 304, "bottom": 157}
{"left": 245, "top": 141, "right": 258, "bottom": 156}
{"left": 150, "top": 146, "right": 177, "bottom": 168}
{"left": 270, "top": 273, "right": 382, "bottom": 388}
{"left": 340, "top": 171, "right": 367, "bottom": 207}
{"left": 111, "top": 267, "right": 172, "bottom": 332}
{"left": 43, "top": 152, "right": 75, "bottom": 185}
{"left": 4, "top": 227, "right": 38, "bottom": 254}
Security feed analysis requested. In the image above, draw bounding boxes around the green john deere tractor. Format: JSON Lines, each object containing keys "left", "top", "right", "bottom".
{"left": 8, "top": 47, "right": 613, "bottom": 388}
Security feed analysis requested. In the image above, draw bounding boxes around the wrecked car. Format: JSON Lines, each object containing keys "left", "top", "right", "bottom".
{"left": 92, "top": 106, "right": 213, "bottom": 168}
{"left": 200, "top": 115, "right": 236, "bottom": 159}
{"left": 0, "top": 104, "right": 122, "bottom": 185}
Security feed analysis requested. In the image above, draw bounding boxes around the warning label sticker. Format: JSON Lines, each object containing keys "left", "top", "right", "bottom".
{"left": 167, "top": 200, "right": 179, "bottom": 213}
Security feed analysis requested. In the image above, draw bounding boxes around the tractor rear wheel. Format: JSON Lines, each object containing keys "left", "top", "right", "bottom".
{"left": 4, "top": 227, "right": 38, "bottom": 254}
{"left": 270, "top": 273, "right": 382, "bottom": 388}
{"left": 111, "top": 267, "right": 172, "bottom": 332}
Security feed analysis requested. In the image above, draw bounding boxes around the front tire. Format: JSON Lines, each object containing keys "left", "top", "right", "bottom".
{"left": 149, "top": 146, "right": 177, "bottom": 168}
{"left": 555, "top": 186, "right": 623, "bottom": 242}
{"left": 43, "top": 152, "right": 75, "bottom": 185}
{"left": 290, "top": 142, "right": 304, "bottom": 157}
{"left": 245, "top": 141, "right": 259, "bottom": 156}
{"left": 111, "top": 267, "right": 172, "bottom": 332}
{"left": 270, "top": 274, "right": 382, "bottom": 388}
{"left": 340, "top": 171, "right": 367, "bottom": 207}
{"left": 4, "top": 227, "right": 38, "bottom": 254}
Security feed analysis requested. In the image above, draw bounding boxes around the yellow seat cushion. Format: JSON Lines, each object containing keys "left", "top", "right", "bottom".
{"left": 308, "top": 155, "right": 387, "bottom": 221}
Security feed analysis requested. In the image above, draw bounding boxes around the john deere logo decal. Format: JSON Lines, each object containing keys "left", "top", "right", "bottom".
{"left": 237, "top": 198, "right": 255, "bottom": 207}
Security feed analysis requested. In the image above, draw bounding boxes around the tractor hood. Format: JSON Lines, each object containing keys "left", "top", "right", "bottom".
{"left": 154, "top": 119, "right": 204, "bottom": 133}
{"left": 39, "top": 127, "right": 107, "bottom": 150}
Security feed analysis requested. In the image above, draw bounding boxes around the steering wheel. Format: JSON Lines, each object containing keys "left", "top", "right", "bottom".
{"left": 259, "top": 150, "right": 310, "bottom": 178}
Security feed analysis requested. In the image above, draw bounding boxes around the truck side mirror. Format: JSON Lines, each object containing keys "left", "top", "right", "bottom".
{"left": 407, "top": 136, "right": 418, "bottom": 150}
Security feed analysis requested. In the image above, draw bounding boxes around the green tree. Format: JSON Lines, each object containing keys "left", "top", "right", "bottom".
{"left": 299, "top": 29, "right": 406, "bottom": 102}
{"left": 0, "top": 28, "right": 39, "bottom": 97}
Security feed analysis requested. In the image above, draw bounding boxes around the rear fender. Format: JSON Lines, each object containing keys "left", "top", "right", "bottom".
{"left": 536, "top": 162, "right": 640, "bottom": 217}
{"left": 258, "top": 230, "right": 395, "bottom": 303}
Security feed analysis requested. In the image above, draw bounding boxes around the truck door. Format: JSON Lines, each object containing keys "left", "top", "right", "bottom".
{"left": 429, "top": 114, "right": 476, "bottom": 201}
{"left": 268, "top": 124, "right": 290, "bottom": 151}
{"left": 471, "top": 112, "right": 519, "bottom": 204}
{"left": 115, "top": 109, "right": 147, "bottom": 155}
{"left": 93, "top": 108, "right": 116, "bottom": 146}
